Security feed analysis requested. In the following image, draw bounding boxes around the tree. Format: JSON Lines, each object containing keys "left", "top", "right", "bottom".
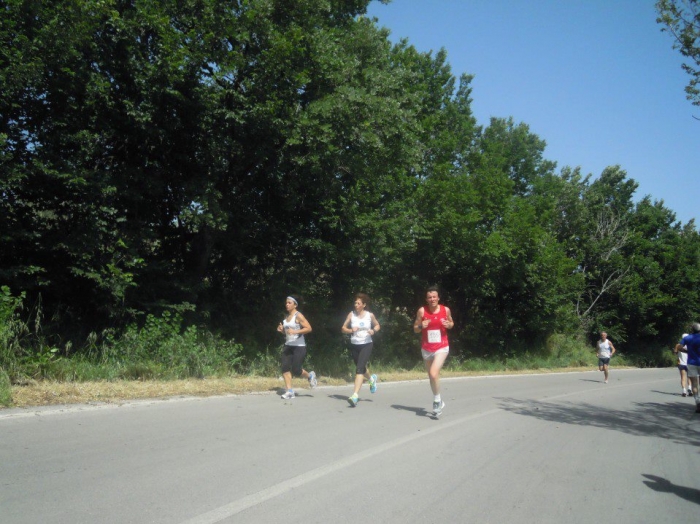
{"left": 657, "top": 0, "right": 700, "bottom": 109}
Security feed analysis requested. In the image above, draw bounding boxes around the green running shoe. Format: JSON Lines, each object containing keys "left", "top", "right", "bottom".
{"left": 369, "top": 374, "right": 378, "bottom": 394}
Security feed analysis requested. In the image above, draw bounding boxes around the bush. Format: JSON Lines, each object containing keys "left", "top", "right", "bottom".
{"left": 98, "top": 311, "right": 244, "bottom": 379}
{"left": 0, "top": 286, "right": 28, "bottom": 379}
{"left": 247, "top": 348, "right": 284, "bottom": 377}
{"left": 0, "top": 368, "right": 11, "bottom": 406}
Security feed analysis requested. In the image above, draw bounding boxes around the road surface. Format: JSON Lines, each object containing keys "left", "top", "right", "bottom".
{"left": 1, "top": 368, "right": 698, "bottom": 523}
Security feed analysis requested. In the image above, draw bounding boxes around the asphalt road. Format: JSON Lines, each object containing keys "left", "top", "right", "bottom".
{"left": 2, "top": 368, "right": 699, "bottom": 524}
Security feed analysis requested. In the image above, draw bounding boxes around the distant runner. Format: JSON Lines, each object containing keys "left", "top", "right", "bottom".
{"left": 673, "top": 333, "right": 692, "bottom": 397}
{"left": 596, "top": 331, "right": 616, "bottom": 384}
{"left": 676, "top": 323, "right": 700, "bottom": 413}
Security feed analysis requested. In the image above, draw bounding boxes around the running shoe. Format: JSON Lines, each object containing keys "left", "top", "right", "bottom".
{"left": 308, "top": 371, "right": 317, "bottom": 389}
{"left": 432, "top": 400, "right": 445, "bottom": 416}
{"left": 347, "top": 395, "right": 359, "bottom": 407}
{"left": 682, "top": 392, "right": 688, "bottom": 397}
{"left": 281, "top": 390, "right": 295, "bottom": 400}
{"left": 369, "top": 374, "right": 378, "bottom": 394}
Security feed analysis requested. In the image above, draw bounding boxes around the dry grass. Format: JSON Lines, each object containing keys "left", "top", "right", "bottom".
{"left": 5, "top": 366, "right": 596, "bottom": 409}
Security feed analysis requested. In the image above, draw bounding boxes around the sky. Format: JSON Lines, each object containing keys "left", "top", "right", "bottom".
{"left": 366, "top": 0, "right": 699, "bottom": 226}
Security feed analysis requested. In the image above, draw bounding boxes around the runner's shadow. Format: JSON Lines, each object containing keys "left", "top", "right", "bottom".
{"left": 579, "top": 379, "right": 604, "bottom": 383}
{"left": 651, "top": 389, "right": 688, "bottom": 398}
{"left": 642, "top": 474, "right": 700, "bottom": 505}
{"left": 328, "top": 394, "right": 373, "bottom": 404}
{"left": 275, "top": 388, "right": 313, "bottom": 398}
{"left": 329, "top": 394, "right": 350, "bottom": 401}
{"left": 391, "top": 404, "right": 432, "bottom": 417}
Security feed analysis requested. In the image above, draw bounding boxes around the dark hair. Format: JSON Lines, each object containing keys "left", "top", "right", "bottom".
{"left": 425, "top": 285, "right": 440, "bottom": 296}
{"left": 355, "top": 293, "right": 370, "bottom": 306}
{"left": 287, "top": 294, "right": 302, "bottom": 307}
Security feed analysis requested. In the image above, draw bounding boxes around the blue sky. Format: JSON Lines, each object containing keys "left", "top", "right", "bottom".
{"left": 366, "top": 0, "right": 699, "bottom": 226}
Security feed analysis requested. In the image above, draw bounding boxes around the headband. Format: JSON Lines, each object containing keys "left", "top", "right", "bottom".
{"left": 287, "top": 296, "right": 298, "bottom": 306}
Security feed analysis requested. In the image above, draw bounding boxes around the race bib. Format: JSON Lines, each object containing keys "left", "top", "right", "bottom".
{"left": 427, "top": 329, "right": 441, "bottom": 343}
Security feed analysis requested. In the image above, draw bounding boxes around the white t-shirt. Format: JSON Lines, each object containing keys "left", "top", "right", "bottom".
{"left": 679, "top": 334, "right": 689, "bottom": 366}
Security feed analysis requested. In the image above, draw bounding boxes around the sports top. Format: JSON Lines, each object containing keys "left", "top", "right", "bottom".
{"left": 681, "top": 333, "right": 700, "bottom": 367}
{"left": 597, "top": 339, "right": 613, "bottom": 358}
{"left": 350, "top": 311, "right": 373, "bottom": 345}
{"left": 283, "top": 312, "right": 305, "bottom": 346}
{"left": 421, "top": 305, "right": 449, "bottom": 352}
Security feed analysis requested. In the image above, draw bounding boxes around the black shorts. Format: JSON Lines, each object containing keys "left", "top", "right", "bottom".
{"left": 281, "top": 344, "right": 307, "bottom": 376}
{"left": 598, "top": 357, "right": 610, "bottom": 367}
{"left": 351, "top": 342, "right": 373, "bottom": 375}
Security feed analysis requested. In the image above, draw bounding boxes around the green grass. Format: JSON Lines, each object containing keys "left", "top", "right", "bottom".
{"left": 0, "top": 294, "right": 660, "bottom": 389}
{"left": 2, "top": 337, "right": 638, "bottom": 385}
{"left": 0, "top": 368, "right": 11, "bottom": 406}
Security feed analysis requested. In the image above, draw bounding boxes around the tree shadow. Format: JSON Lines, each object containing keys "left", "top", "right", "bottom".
{"left": 642, "top": 474, "right": 700, "bottom": 504}
{"left": 496, "top": 397, "right": 700, "bottom": 447}
{"left": 391, "top": 404, "right": 433, "bottom": 418}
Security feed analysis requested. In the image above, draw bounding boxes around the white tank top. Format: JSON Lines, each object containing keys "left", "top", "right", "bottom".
{"left": 283, "top": 312, "right": 305, "bottom": 346}
{"left": 597, "top": 339, "right": 612, "bottom": 358}
{"left": 350, "top": 311, "right": 373, "bottom": 345}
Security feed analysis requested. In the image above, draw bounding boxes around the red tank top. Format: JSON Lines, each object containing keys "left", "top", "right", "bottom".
{"left": 421, "top": 305, "right": 449, "bottom": 351}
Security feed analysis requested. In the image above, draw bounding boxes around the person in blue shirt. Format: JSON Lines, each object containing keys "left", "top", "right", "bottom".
{"left": 675, "top": 323, "right": 700, "bottom": 413}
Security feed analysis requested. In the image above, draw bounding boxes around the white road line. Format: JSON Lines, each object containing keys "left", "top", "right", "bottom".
{"left": 180, "top": 374, "right": 674, "bottom": 524}
{"left": 179, "top": 408, "right": 495, "bottom": 524}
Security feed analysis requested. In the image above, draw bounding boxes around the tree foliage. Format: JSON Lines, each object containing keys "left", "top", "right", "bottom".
{"left": 657, "top": 0, "right": 700, "bottom": 108}
{"left": 1, "top": 0, "right": 699, "bottom": 368}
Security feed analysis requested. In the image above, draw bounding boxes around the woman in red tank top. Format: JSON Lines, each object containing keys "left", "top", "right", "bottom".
{"left": 413, "top": 286, "right": 454, "bottom": 416}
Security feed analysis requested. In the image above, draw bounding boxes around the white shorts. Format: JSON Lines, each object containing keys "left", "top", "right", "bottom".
{"left": 422, "top": 347, "right": 449, "bottom": 360}
{"left": 688, "top": 364, "right": 700, "bottom": 378}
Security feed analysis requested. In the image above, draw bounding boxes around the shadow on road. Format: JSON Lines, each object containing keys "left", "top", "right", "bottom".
{"left": 390, "top": 404, "right": 433, "bottom": 418}
{"left": 651, "top": 389, "right": 687, "bottom": 398}
{"left": 496, "top": 397, "right": 700, "bottom": 447}
{"left": 642, "top": 474, "right": 700, "bottom": 505}
{"left": 328, "top": 394, "right": 373, "bottom": 405}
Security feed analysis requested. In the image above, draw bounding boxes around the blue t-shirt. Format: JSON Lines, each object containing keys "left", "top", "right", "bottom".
{"left": 680, "top": 333, "right": 700, "bottom": 366}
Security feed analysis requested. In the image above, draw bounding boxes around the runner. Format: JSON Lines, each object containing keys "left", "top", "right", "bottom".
{"left": 595, "top": 331, "right": 616, "bottom": 383}
{"left": 277, "top": 295, "right": 317, "bottom": 399}
{"left": 413, "top": 286, "right": 454, "bottom": 417}
{"left": 673, "top": 333, "right": 692, "bottom": 397}
{"left": 676, "top": 323, "right": 700, "bottom": 413}
{"left": 341, "top": 293, "right": 380, "bottom": 407}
